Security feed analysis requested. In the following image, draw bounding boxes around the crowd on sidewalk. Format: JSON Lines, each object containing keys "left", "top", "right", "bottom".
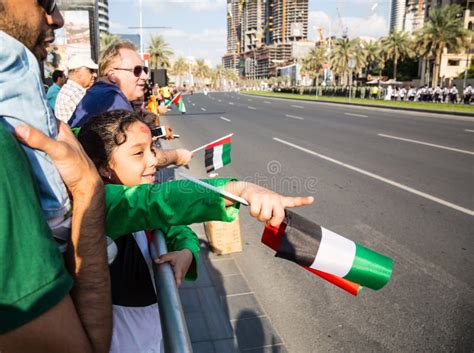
{"left": 371, "top": 84, "right": 473, "bottom": 104}
{"left": 0, "top": 1, "right": 314, "bottom": 353}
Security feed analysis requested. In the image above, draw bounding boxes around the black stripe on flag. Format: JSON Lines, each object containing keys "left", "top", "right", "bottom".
{"left": 276, "top": 210, "right": 323, "bottom": 267}
{"left": 205, "top": 148, "right": 215, "bottom": 172}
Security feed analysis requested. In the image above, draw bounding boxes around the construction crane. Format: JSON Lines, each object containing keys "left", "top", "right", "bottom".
{"left": 317, "top": 27, "right": 327, "bottom": 48}
{"left": 336, "top": 7, "right": 348, "bottom": 38}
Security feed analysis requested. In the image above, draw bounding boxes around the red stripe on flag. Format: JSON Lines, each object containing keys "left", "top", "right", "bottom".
{"left": 303, "top": 267, "right": 361, "bottom": 296}
{"left": 261, "top": 223, "right": 286, "bottom": 251}
{"left": 261, "top": 223, "right": 361, "bottom": 296}
{"left": 205, "top": 136, "right": 232, "bottom": 150}
{"left": 172, "top": 92, "right": 182, "bottom": 105}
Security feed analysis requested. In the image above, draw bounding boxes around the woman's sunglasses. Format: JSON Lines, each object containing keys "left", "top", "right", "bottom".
{"left": 38, "top": 0, "right": 57, "bottom": 15}
{"left": 114, "top": 65, "right": 149, "bottom": 78}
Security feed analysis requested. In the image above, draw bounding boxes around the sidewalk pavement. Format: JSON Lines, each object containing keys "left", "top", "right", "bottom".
{"left": 179, "top": 223, "right": 288, "bottom": 353}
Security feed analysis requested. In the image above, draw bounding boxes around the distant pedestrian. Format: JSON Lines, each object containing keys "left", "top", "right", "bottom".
{"left": 442, "top": 86, "right": 449, "bottom": 103}
{"left": 408, "top": 86, "right": 416, "bottom": 101}
{"left": 46, "top": 69, "right": 66, "bottom": 110}
{"left": 449, "top": 84, "right": 458, "bottom": 104}
{"left": 463, "top": 84, "right": 472, "bottom": 104}
{"left": 399, "top": 86, "right": 407, "bottom": 101}
{"left": 433, "top": 86, "right": 442, "bottom": 103}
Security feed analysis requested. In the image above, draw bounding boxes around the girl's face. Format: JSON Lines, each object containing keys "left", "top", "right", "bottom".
{"left": 107, "top": 121, "right": 158, "bottom": 186}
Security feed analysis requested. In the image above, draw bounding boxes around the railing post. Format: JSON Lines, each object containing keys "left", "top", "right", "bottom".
{"left": 149, "top": 230, "right": 193, "bottom": 353}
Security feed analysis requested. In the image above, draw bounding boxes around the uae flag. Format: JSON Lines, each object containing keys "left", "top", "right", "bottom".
{"left": 204, "top": 135, "right": 232, "bottom": 172}
{"left": 166, "top": 92, "right": 186, "bottom": 113}
{"left": 261, "top": 210, "right": 393, "bottom": 294}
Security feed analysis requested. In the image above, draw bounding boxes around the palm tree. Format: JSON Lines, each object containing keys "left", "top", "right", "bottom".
{"left": 416, "top": 4, "right": 469, "bottom": 87}
{"left": 99, "top": 33, "right": 120, "bottom": 56}
{"left": 148, "top": 35, "right": 174, "bottom": 69}
{"left": 381, "top": 31, "right": 413, "bottom": 80}
{"left": 193, "top": 59, "right": 211, "bottom": 86}
{"left": 301, "top": 47, "right": 326, "bottom": 87}
{"left": 413, "top": 29, "right": 434, "bottom": 85}
{"left": 330, "top": 38, "right": 366, "bottom": 85}
{"left": 362, "top": 40, "right": 382, "bottom": 77}
{"left": 171, "top": 57, "right": 189, "bottom": 86}
{"left": 212, "top": 64, "right": 224, "bottom": 89}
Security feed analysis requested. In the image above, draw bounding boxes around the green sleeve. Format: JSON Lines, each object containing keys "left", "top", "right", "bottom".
{"left": 0, "top": 124, "right": 72, "bottom": 334}
{"left": 163, "top": 225, "right": 200, "bottom": 281}
{"left": 105, "top": 178, "right": 240, "bottom": 239}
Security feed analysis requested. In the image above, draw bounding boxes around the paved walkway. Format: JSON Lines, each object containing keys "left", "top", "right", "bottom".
{"left": 180, "top": 224, "right": 287, "bottom": 353}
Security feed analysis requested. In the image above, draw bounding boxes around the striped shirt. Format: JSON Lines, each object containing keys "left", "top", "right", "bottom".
{"left": 55, "top": 80, "right": 86, "bottom": 123}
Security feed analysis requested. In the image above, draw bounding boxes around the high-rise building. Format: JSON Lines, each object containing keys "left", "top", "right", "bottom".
{"left": 403, "top": 0, "right": 425, "bottom": 34}
{"left": 269, "top": 0, "right": 308, "bottom": 44}
{"left": 390, "top": 0, "right": 407, "bottom": 32}
{"left": 98, "top": 0, "right": 110, "bottom": 34}
{"left": 223, "top": 0, "right": 309, "bottom": 79}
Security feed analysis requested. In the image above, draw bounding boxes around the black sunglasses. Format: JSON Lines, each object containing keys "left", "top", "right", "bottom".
{"left": 114, "top": 65, "right": 149, "bottom": 78}
{"left": 38, "top": 0, "right": 57, "bottom": 15}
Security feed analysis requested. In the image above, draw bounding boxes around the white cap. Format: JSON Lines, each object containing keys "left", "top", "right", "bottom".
{"left": 68, "top": 55, "right": 99, "bottom": 70}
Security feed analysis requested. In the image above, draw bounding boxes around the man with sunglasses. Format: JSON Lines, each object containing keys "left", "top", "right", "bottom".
{"left": 0, "top": 1, "right": 112, "bottom": 352}
{"left": 69, "top": 40, "right": 193, "bottom": 166}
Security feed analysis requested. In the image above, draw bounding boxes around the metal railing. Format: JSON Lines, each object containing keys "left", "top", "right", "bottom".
{"left": 149, "top": 230, "right": 193, "bottom": 353}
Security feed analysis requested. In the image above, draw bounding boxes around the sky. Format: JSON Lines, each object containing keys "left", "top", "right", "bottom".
{"left": 109, "top": 0, "right": 391, "bottom": 67}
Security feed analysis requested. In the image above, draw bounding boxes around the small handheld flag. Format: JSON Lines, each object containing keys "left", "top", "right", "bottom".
{"left": 192, "top": 134, "right": 233, "bottom": 173}
{"left": 165, "top": 92, "right": 182, "bottom": 106}
{"left": 177, "top": 172, "right": 249, "bottom": 206}
{"left": 166, "top": 92, "right": 186, "bottom": 113}
{"left": 261, "top": 210, "right": 393, "bottom": 295}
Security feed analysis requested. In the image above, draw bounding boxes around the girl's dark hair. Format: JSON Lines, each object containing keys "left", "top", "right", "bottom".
{"left": 78, "top": 109, "right": 154, "bottom": 172}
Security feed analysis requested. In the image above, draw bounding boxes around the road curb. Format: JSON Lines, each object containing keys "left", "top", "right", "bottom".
{"left": 242, "top": 93, "right": 474, "bottom": 118}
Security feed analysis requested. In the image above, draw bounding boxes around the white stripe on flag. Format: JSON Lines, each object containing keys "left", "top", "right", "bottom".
{"left": 212, "top": 144, "right": 224, "bottom": 170}
{"left": 310, "top": 228, "right": 356, "bottom": 277}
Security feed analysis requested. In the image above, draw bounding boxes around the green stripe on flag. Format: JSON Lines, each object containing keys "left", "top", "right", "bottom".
{"left": 344, "top": 244, "right": 393, "bottom": 290}
{"left": 221, "top": 143, "right": 231, "bottom": 166}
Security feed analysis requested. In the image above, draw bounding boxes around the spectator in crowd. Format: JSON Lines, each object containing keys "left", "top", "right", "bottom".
{"left": 69, "top": 40, "right": 192, "bottom": 166}
{"left": 0, "top": 0, "right": 112, "bottom": 352}
{"left": 370, "top": 85, "right": 379, "bottom": 99}
{"left": 55, "top": 55, "right": 98, "bottom": 123}
{"left": 433, "top": 85, "right": 442, "bottom": 103}
{"left": 46, "top": 69, "right": 66, "bottom": 110}
{"left": 463, "top": 84, "right": 472, "bottom": 104}
{"left": 408, "top": 86, "right": 416, "bottom": 101}
{"left": 399, "top": 86, "right": 407, "bottom": 101}
{"left": 449, "top": 84, "right": 458, "bottom": 104}
{"left": 442, "top": 86, "right": 449, "bottom": 103}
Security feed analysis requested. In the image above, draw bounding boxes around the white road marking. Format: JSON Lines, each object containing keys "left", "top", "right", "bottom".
{"left": 248, "top": 99, "right": 253, "bottom": 101}
{"left": 344, "top": 112, "right": 368, "bottom": 118}
{"left": 220, "top": 116, "right": 231, "bottom": 122}
{"left": 264, "top": 101, "right": 271, "bottom": 104}
{"left": 378, "top": 133, "right": 474, "bottom": 155}
{"left": 248, "top": 106, "right": 257, "bottom": 110}
{"left": 218, "top": 99, "right": 222, "bottom": 102}
{"left": 192, "top": 103, "right": 195, "bottom": 106}
{"left": 273, "top": 137, "right": 474, "bottom": 216}
{"left": 291, "top": 105, "right": 304, "bottom": 109}
{"left": 285, "top": 114, "right": 304, "bottom": 120}
{"left": 464, "top": 129, "right": 474, "bottom": 133}
{"left": 229, "top": 102, "right": 234, "bottom": 105}
{"left": 201, "top": 107, "right": 206, "bottom": 111}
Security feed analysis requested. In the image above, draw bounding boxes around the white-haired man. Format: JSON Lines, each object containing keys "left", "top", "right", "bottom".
{"left": 55, "top": 55, "right": 98, "bottom": 123}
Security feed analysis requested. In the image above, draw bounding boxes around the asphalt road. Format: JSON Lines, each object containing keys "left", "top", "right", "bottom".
{"left": 162, "top": 92, "right": 474, "bottom": 352}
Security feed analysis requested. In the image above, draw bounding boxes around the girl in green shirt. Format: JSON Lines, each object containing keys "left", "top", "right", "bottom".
{"left": 78, "top": 109, "right": 313, "bottom": 353}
